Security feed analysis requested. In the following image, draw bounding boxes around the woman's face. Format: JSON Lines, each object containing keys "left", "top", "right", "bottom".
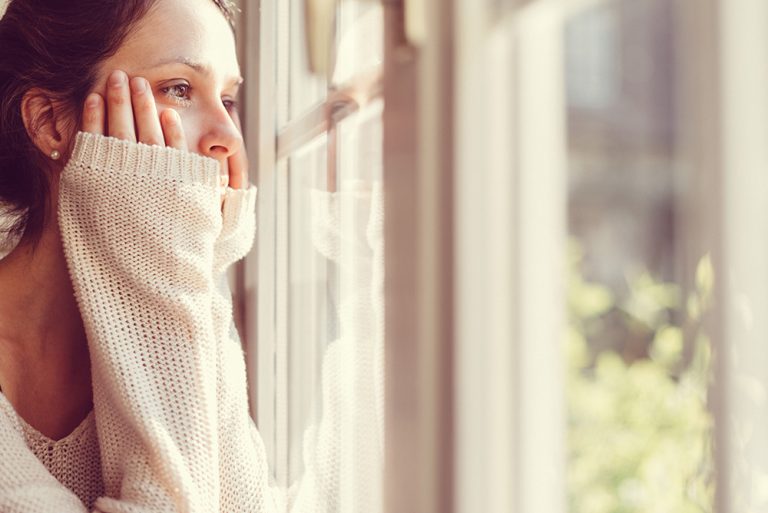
{"left": 87, "top": 0, "right": 243, "bottom": 167}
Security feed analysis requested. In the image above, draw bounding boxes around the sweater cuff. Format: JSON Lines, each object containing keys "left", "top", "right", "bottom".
{"left": 68, "top": 132, "right": 221, "bottom": 188}
{"left": 221, "top": 185, "right": 257, "bottom": 229}
{"left": 214, "top": 185, "right": 257, "bottom": 274}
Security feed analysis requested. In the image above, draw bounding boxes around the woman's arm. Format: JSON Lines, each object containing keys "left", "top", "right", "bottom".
{"left": 58, "top": 131, "right": 225, "bottom": 513}
{"left": 208, "top": 185, "right": 284, "bottom": 513}
{"left": 56, "top": 71, "right": 280, "bottom": 513}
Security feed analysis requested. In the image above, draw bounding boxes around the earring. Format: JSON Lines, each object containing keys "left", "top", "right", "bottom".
{"left": 50, "top": 150, "right": 61, "bottom": 161}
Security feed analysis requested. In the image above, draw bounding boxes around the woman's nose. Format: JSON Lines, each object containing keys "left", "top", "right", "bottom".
{"left": 197, "top": 111, "right": 243, "bottom": 160}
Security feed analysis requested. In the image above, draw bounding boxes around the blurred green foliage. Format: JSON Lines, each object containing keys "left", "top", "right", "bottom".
{"left": 567, "top": 241, "right": 714, "bottom": 513}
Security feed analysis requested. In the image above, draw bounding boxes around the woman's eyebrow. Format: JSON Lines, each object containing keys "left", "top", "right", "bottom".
{"left": 142, "top": 56, "right": 243, "bottom": 85}
{"left": 146, "top": 56, "right": 207, "bottom": 73}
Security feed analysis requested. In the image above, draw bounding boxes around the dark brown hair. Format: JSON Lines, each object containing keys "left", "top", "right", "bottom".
{"left": 0, "top": 0, "right": 236, "bottom": 248}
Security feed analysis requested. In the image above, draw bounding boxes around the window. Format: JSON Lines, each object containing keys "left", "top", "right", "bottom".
{"left": 237, "top": 1, "right": 385, "bottom": 511}
{"left": 234, "top": 1, "right": 768, "bottom": 512}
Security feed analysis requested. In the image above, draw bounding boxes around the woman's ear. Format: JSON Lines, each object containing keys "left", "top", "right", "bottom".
{"left": 20, "top": 88, "right": 71, "bottom": 160}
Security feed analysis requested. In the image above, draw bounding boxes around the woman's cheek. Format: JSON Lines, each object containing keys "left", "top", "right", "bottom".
{"left": 177, "top": 110, "right": 203, "bottom": 153}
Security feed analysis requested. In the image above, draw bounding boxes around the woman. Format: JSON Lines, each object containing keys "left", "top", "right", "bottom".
{"left": 0, "top": 0, "right": 280, "bottom": 511}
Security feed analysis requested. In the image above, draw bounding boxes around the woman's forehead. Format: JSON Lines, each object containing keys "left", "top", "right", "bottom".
{"left": 107, "top": 0, "right": 239, "bottom": 80}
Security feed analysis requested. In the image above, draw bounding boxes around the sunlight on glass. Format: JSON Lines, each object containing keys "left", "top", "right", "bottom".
{"left": 564, "top": 1, "right": 714, "bottom": 511}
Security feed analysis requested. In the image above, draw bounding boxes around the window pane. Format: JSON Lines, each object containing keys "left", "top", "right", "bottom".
{"left": 289, "top": 0, "right": 327, "bottom": 122}
{"left": 286, "top": 135, "right": 328, "bottom": 486}
{"left": 332, "top": 98, "right": 385, "bottom": 512}
{"left": 564, "top": 2, "right": 714, "bottom": 512}
{"left": 283, "top": 103, "right": 384, "bottom": 512}
{"left": 332, "top": 1, "right": 384, "bottom": 86}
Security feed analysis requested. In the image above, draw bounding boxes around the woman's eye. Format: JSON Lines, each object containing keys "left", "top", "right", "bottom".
{"left": 223, "top": 99, "right": 238, "bottom": 113}
{"left": 160, "top": 83, "right": 192, "bottom": 104}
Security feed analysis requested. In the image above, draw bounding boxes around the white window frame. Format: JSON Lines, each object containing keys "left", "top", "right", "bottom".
{"left": 676, "top": 0, "right": 768, "bottom": 511}
{"left": 232, "top": 0, "right": 281, "bottom": 475}
{"left": 237, "top": 0, "right": 390, "bottom": 492}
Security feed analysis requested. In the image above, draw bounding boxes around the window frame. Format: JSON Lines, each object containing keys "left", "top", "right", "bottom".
{"left": 239, "top": 0, "right": 390, "bottom": 491}
{"left": 236, "top": 0, "right": 459, "bottom": 510}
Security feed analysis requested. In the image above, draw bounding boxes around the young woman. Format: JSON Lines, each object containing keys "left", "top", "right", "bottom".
{"left": 0, "top": 0, "right": 281, "bottom": 511}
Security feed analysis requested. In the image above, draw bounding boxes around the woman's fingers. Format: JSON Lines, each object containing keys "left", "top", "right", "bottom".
{"left": 82, "top": 93, "right": 105, "bottom": 135}
{"left": 160, "top": 109, "right": 187, "bottom": 150}
{"left": 106, "top": 70, "right": 137, "bottom": 143}
{"left": 227, "top": 145, "right": 249, "bottom": 189}
{"left": 83, "top": 70, "right": 188, "bottom": 152}
{"left": 130, "top": 77, "right": 164, "bottom": 147}
{"left": 227, "top": 110, "right": 248, "bottom": 189}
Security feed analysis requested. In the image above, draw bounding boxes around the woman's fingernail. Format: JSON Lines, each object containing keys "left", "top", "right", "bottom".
{"left": 130, "top": 77, "right": 146, "bottom": 94}
{"left": 86, "top": 93, "right": 100, "bottom": 109}
{"left": 165, "top": 109, "right": 179, "bottom": 124}
{"left": 109, "top": 70, "right": 126, "bottom": 87}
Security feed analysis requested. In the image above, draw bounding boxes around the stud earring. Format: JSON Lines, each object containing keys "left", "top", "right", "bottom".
{"left": 50, "top": 150, "right": 61, "bottom": 161}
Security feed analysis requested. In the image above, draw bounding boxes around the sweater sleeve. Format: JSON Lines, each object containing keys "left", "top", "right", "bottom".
{"left": 57, "top": 132, "right": 225, "bottom": 513}
{"left": 209, "top": 187, "right": 283, "bottom": 513}
{"left": 214, "top": 187, "right": 257, "bottom": 276}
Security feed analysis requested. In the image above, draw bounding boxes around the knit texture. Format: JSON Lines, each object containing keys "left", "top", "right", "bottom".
{"left": 0, "top": 132, "right": 264, "bottom": 513}
{"left": 0, "top": 391, "right": 104, "bottom": 508}
{"left": 61, "top": 133, "right": 226, "bottom": 513}
{"left": 0, "top": 132, "right": 384, "bottom": 512}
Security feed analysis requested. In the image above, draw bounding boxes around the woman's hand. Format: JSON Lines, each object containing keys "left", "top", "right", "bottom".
{"left": 225, "top": 109, "right": 249, "bottom": 190}
{"left": 81, "top": 69, "right": 249, "bottom": 191}
{"left": 82, "top": 70, "right": 188, "bottom": 150}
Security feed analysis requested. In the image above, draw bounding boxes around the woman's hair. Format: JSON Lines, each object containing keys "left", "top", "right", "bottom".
{"left": 0, "top": 0, "right": 236, "bottom": 248}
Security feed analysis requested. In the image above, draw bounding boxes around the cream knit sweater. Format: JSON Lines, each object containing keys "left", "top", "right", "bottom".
{"left": 0, "top": 132, "right": 279, "bottom": 513}
{"left": 0, "top": 132, "right": 384, "bottom": 513}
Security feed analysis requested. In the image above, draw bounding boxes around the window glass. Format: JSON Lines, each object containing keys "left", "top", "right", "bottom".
{"left": 269, "top": 1, "right": 385, "bottom": 510}
{"left": 564, "top": 2, "right": 714, "bottom": 512}
{"left": 289, "top": 0, "right": 327, "bottom": 122}
{"left": 282, "top": 97, "right": 384, "bottom": 513}
{"left": 332, "top": 1, "right": 384, "bottom": 86}
{"left": 286, "top": 135, "right": 329, "bottom": 484}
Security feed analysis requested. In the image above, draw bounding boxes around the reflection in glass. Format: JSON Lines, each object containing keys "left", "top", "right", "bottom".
{"left": 283, "top": 103, "right": 384, "bottom": 513}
